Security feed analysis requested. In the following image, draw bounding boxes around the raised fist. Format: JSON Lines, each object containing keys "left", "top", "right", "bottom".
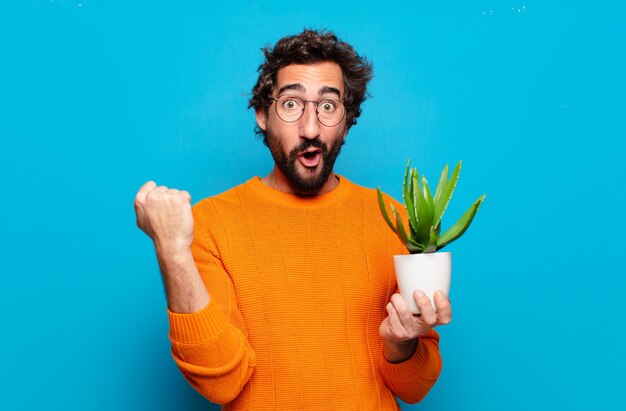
{"left": 134, "top": 181, "right": 194, "bottom": 252}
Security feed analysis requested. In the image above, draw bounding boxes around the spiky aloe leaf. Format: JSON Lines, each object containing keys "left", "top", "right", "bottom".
{"left": 422, "top": 176, "right": 435, "bottom": 225}
{"left": 401, "top": 162, "right": 419, "bottom": 236}
{"left": 437, "top": 194, "right": 486, "bottom": 250}
{"left": 404, "top": 189, "right": 419, "bottom": 238}
{"left": 393, "top": 204, "right": 425, "bottom": 253}
{"left": 408, "top": 165, "right": 417, "bottom": 224}
{"left": 411, "top": 170, "right": 431, "bottom": 245}
{"left": 433, "top": 161, "right": 462, "bottom": 230}
{"left": 377, "top": 187, "right": 398, "bottom": 234}
{"left": 433, "top": 164, "right": 449, "bottom": 207}
{"left": 403, "top": 160, "right": 411, "bottom": 196}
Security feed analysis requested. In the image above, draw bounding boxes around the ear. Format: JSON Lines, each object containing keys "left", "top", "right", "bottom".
{"left": 255, "top": 108, "right": 267, "bottom": 131}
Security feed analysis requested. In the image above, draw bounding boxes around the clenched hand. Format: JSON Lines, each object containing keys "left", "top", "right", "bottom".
{"left": 134, "top": 181, "right": 194, "bottom": 253}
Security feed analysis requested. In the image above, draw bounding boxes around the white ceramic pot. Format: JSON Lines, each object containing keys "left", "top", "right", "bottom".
{"left": 393, "top": 252, "right": 451, "bottom": 314}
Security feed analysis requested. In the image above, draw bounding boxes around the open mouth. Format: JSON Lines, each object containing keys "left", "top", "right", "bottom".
{"left": 302, "top": 150, "right": 319, "bottom": 160}
{"left": 298, "top": 148, "right": 322, "bottom": 168}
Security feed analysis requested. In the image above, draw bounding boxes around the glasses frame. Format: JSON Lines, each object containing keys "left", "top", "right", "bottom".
{"left": 269, "top": 95, "right": 346, "bottom": 127}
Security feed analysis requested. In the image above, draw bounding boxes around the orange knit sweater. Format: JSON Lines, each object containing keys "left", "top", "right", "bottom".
{"left": 167, "top": 176, "right": 442, "bottom": 410}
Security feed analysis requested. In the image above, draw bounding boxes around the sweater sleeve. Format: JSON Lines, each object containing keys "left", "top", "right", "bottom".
{"left": 379, "top": 328, "right": 442, "bottom": 404}
{"left": 167, "top": 201, "right": 255, "bottom": 404}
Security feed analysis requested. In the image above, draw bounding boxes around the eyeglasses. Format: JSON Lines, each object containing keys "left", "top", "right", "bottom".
{"left": 270, "top": 95, "right": 346, "bottom": 127}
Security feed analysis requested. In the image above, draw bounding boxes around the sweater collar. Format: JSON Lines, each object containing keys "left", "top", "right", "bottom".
{"left": 245, "top": 174, "right": 353, "bottom": 208}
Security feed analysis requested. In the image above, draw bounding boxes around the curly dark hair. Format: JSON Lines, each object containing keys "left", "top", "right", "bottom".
{"left": 249, "top": 29, "right": 373, "bottom": 144}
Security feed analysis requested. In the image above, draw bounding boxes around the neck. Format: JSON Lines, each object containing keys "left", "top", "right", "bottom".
{"left": 262, "top": 166, "right": 339, "bottom": 197}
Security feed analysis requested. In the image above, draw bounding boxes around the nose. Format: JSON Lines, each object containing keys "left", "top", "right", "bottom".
{"left": 299, "top": 101, "right": 320, "bottom": 140}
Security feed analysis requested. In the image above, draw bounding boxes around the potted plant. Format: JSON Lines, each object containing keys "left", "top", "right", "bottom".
{"left": 377, "top": 160, "right": 485, "bottom": 314}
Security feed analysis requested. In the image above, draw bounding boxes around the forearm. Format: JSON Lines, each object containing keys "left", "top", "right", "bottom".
{"left": 155, "top": 243, "right": 210, "bottom": 313}
{"left": 382, "top": 337, "right": 418, "bottom": 363}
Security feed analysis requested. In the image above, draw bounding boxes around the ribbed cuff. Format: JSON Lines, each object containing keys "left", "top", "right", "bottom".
{"left": 380, "top": 337, "right": 442, "bottom": 381}
{"left": 168, "top": 299, "right": 230, "bottom": 344}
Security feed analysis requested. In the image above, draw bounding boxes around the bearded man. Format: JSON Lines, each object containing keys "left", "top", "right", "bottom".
{"left": 134, "top": 29, "right": 451, "bottom": 410}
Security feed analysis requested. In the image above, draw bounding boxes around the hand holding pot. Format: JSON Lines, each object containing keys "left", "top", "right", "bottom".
{"left": 379, "top": 290, "right": 452, "bottom": 363}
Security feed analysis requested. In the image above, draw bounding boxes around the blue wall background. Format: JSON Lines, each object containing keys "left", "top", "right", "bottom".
{"left": 2, "top": 1, "right": 625, "bottom": 410}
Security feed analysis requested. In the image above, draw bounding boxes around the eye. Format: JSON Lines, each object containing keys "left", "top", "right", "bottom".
{"left": 280, "top": 97, "right": 302, "bottom": 111}
{"left": 319, "top": 100, "right": 336, "bottom": 113}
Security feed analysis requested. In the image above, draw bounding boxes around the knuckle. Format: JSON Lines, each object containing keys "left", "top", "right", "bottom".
{"left": 147, "top": 186, "right": 169, "bottom": 201}
{"left": 152, "top": 186, "right": 168, "bottom": 195}
{"left": 399, "top": 310, "right": 413, "bottom": 322}
{"left": 145, "top": 190, "right": 157, "bottom": 203}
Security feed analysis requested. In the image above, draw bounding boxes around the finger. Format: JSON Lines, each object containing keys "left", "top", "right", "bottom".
{"left": 168, "top": 189, "right": 192, "bottom": 206}
{"left": 145, "top": 185, "right": 169, "bottom": 201}
{"left": 142, "top": 186, "right": 169, "bottom": 209}
{"left": 135, "top": 181, "right": 157, "bottom": 204}
{"left": 138, "top": 180, "right": 157, "bottom": 193}
{"left": 385, "top": 302, "right": 405, "bottom": 335}
{"left": 390, "top": 293, "right": 414, "bottom": 326}
{"left": 413, "top": 290, "right": 437, "bottom": 325}
{"left": 433, "top": 290, "right": 452, "bottom": 325}
{"left": 180, "top": 190, "right": 192, "bottom": 203}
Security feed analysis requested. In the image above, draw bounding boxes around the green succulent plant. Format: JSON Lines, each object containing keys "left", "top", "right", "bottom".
{"left": 377, "top": 160, "right": 486, "bottom": 254}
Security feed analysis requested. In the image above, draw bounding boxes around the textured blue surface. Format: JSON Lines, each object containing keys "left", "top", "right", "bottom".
{"left": 1, "top": 1, "right": 625, "bottom": 410}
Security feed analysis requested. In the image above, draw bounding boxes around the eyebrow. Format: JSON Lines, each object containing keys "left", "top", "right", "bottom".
{"left": 277, "top": 83, "right": 305, "bottom": 95}
{"left": 277, "top": 83, "right": 342, "bottom": 99}
{"left": 319, "top": 86, "right": 341, "bottom": 99}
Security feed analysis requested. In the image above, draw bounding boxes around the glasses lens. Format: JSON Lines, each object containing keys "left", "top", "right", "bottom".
{"left": 317, "top": 99, "right": 345, "bottom": 127}
{"left": 275, "top": 96, "right": 305, "bottom": 122}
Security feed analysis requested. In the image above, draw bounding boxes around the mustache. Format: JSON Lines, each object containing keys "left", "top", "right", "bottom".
{"left": 290, "top": 139, "right": 328, "bottom": 157}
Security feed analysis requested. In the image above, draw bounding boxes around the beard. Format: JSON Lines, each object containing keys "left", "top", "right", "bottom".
{"left": 266, "top": 128, "right": 344, "bottom": 196}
